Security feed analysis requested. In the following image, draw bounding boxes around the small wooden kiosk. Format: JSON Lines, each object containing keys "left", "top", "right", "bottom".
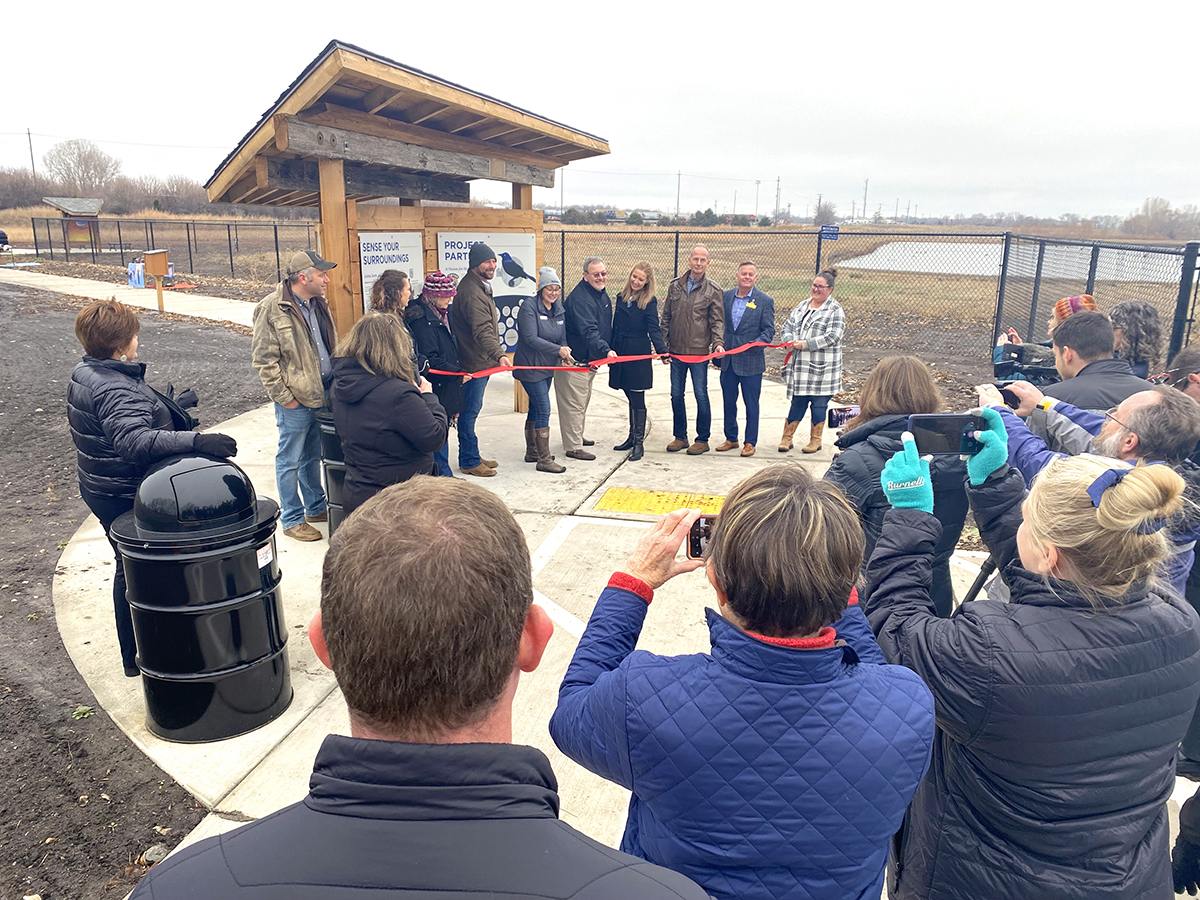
{"left": 43, "top": 197, "right": 104, "bottom": 249}
{"left": 204, "top": 40, "right": 609, "bottom": 337}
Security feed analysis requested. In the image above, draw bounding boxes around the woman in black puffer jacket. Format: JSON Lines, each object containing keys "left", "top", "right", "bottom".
{"left": 67, "top": 299, "right": 237, "bottom": 676}
{"left": 823, "top": 356, "right": 966, "bottom": 616}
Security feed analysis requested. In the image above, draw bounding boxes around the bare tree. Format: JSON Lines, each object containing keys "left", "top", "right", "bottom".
{"left": 814, "top": 200, "right": 837, "bottom": 226}
{"left": 42, "top": 139, "right": 122, "bottom": 195}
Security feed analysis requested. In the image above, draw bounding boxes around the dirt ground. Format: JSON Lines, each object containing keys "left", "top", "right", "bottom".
{"left": 0, "top": 281, "right": 265, "bottom": 899}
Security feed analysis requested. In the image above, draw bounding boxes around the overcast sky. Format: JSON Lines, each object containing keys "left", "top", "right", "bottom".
{"left": 3, "top": 0, "right": 1194, "bottom": 220}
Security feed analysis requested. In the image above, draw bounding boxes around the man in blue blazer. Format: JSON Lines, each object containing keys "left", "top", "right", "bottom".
{"left": 717, "top": 262, "right": 775, "bottom": 456}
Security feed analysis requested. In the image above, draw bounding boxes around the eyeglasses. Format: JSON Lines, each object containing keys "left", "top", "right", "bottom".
{"left": 590, "top": 272, "right": 608, "bottom": 278}
{"left": 1103, "top": 407, "right": 1129, "bottom": 430}
{"left": 543, "top": 285, "right": 561, "bottom": 292}
{"left": 1150, "top": 368, "right": 1190, "bottom": 388}
{"left": 811, "top": 283, "right": 830, "bottom": 290}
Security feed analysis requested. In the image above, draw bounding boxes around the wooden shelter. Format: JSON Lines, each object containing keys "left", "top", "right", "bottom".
{"left": 43, "top": 197, "right": 104, "bottom": 247}
{"left": 206, "top": 40, "right": 609, "bottom": 335}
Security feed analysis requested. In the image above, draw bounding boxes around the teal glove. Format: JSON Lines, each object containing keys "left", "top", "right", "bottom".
{"left": 881, "top": 433, "right": 934, "bottom": 514}
{"left": 966, "top": 407, "right": 1009, "bottom": 486}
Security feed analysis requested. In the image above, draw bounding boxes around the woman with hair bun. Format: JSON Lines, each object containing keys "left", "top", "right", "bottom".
{"left": 865, "top": 408, "right": 1200, "bottom": 900}
{"left": 779, "top": 267, "right": 844, "bottom": 454}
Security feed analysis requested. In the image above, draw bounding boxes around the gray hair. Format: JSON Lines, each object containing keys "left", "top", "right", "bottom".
{"left": 583, "top": 257, "right": 605, "bottom": 274}
{"left": 690, "top": 244, "right": 710, "bottom": 259}
{"left": 288, "top": 267, "right": 317, "bottom": 285}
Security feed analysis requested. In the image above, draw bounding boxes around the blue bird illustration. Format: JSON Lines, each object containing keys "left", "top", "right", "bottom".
{"left": 499, "top": 252, "right": 534, "bottom": 287}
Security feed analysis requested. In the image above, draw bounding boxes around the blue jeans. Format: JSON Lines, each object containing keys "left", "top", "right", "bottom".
{"left": 434, "top": 441, "right": 453, "bottom": 477}
{"left": 670, "top": 359, "right": 711, "bottom": 442}
{"left": 787, "top": 394, "right": 832, "bottom": 425}
{"left": 458, "top": 375, "right": 490, "bottom": 469}
{"left": 274, "top": 402, "right": 327, "bottom": 529}
{"left": 720, "top": 368, "right": 763, "bottom": 445}
{"left": 523, "top": 378, "right": 552, "bottom": 429}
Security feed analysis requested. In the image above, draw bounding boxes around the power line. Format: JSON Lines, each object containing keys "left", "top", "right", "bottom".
{"left": 0, "top": 130, "right": 229, "bottom": 150}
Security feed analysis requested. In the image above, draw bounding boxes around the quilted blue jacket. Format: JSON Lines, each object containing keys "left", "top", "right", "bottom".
{"left": 549, "top": 582, "right": 935, "bottom": 900}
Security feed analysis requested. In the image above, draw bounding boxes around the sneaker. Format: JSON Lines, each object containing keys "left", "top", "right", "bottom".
{"left": 565, "top": 449, "right": 596, "bottom": 461}
{"left": 283, "top": 522, "right": 323, "bottom": 542}
{"left": 666, "top": 439, "right": 689, "bottom": 452}
{"left": 687, "top": 441, "right": 710, "bottom": 455}
{"left": 461, "top": 464, "right": 497, "bottom": 477}
{"left": 740, "top": 443, "right": 756, "bottom": 457}
{"left": 715, "top": 440, "right": 739, "bottom": 452}
{"left": 305, "top": 511, "right": 328, "bottom": 523}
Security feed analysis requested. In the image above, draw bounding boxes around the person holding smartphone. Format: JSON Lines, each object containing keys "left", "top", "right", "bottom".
{"left": 550, "top": 465, "right": 935, "bottom": 900}
{"left": 823, "top": 356, "right": 967, "bottom": 617}
{"left": 779, "top": 268, "right": 844, "bottom": 454}
{"left": 866, "top": 411, "right": 1200, "bottom": 900}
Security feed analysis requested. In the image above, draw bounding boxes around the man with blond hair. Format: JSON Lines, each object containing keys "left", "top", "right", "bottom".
{"left": 661, "top": 245, "right": 725, "bottom": 455}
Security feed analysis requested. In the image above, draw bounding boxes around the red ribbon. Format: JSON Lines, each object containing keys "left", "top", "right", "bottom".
{"left": 429, "top": 341, "right": 796, "bottom": 379}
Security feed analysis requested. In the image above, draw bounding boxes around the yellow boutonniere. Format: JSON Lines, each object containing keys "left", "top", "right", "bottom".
{"left": 746, "top": 302, "right": 757, "bottom": 309}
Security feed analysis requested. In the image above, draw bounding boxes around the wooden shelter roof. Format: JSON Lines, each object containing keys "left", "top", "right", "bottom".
{"left": 43, "top": 197, "right": 103, "bottom": 216}
{"left": 205, "top": 40, "right": 609, "bottom": 208}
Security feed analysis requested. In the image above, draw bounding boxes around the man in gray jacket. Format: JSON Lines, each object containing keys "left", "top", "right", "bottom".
{"left": 251, "top": 250, "right": 338, "bottom": 542}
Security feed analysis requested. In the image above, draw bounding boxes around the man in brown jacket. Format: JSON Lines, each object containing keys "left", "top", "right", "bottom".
{"left": 449, "top": 242, "right": 512, "bottom": 477}
{"left": 252, "top": 250, "right": 338, "bottom": 541}
{"left": 660, "top": 245, "right": 724, "bottom": 454}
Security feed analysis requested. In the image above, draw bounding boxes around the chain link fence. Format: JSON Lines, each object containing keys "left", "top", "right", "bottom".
{"left": 31, "top": 217, "right": 317, "bottom": 283}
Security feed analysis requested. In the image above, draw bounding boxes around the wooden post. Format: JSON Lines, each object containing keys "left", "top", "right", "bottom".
{"left": 144, "top": 250, "right": 169, "bottom": 313}
{"left": 318, "top": 158, "right": 354, "bottom": 338}
{"left": 512, "top": 184, "right": 532, "bottom": 210}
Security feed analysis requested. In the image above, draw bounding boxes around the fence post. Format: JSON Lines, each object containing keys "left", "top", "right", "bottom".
{"left": 274, "top": 225, "right": 282, "bottom": 283}
{"left": 673, "top": 231, "right": 680, "bottom": 278}
{"left": 560, "top": 231, "right": 565, "bottom": 280}
{"left": 227, "top": 224, "right": 235, "bottom": 277}
{"left": 117, "top": 221, "right": 125, "bottom": 267}
{"left": 1026, "top": 239, "right": 1047, "bottom": 341}
{"left": 149, "top": 221, "right": 156, "bottom": 253}
{"left": 88, "top": 221, "right": 97, "bottom": 264}
{"left": 62, "top": 219, "right": 70, "bottom": 263}
{"left": 992, "top": 231, "right": 1012, "bottom": 345}
{"left": 1168, "top": 241, "right": 1200, "bottom": 362}
{"left": 815, "top": 231, "right": 824, "bottom": 275}
{"left": 185, "top": 222, "right": 194, "bottom": 274}
{"left": 1085, "top": 244, "right": 1100, "bottom": 296}
{"left": 31, "top": 218, "right": 40, "bottom": 259}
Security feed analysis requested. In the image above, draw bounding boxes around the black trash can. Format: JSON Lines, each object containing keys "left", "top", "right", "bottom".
{"left": 317, "top": 410, "right": 345, "bottom": 536}
{"left": 111, "top": 453, "right": 293, "bottom": 743}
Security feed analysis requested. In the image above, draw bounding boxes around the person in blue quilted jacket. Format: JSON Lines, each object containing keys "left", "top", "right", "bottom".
{"left": 549, "top": 464, "right": 936, "bottom": 900}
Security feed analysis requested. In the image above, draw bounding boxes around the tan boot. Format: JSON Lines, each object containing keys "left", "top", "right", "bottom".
{"left": 802, "top": 422, "right": 825, "bottom": 453}
{"left": 524, "top": 421, "right": 537, "bottom": 463}
{"left": 535, "top": 428, "right": 566, "bottom": 473}
{"left": 778, "top": 420, "right": 800, "bottom": 452}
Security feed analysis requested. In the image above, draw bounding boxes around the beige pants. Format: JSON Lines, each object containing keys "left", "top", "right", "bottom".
{"left": 554, "top": 368, "right": 594, "bottom": 452}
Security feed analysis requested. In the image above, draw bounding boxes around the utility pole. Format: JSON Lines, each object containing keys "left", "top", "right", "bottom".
{"left": 775, "top": 177, "right": 781, "bottom": 218}
{"left": 733, "top": 190, "right": 737, "bottom": 215}
{"left": 863, "top": 178, "right": 868, "bottom": 224}
{"left": 906, "top": 200, "right": 910, "bottom": 223}
{"left": 27, "top": 128, "right": 35, "bottom": 175}
{"left": 755, "top": 180, "right": 761, "bottom": 219}
{"left": 560, "top": 170, "right": 564, "bottom": 217}
{"left": 676, "top": 171, "right": 681, "bottom": 218}
{"left": 852, "top": 201, "right": 856, "bottom": 221}
{"left": 895, "top": 198, "right": 899, "bottom": 221}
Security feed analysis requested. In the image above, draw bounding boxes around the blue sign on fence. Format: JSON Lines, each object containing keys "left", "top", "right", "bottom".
{"left": 820, "top": 225, "right": 839, "bottom": 240}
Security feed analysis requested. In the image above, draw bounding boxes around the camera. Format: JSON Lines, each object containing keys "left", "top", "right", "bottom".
{"left": 993, "top": 343, "right": 1061, "bottom": 386}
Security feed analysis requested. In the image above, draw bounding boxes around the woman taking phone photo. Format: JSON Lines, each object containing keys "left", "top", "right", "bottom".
{"left": 780, "top": 268, "right": 844, "bottom": 454}
{"left": 609, "top": 261, "right": 666, "bottom": 461}
{"left": 866, "top": 410, "right": 1200, "bottom": 900}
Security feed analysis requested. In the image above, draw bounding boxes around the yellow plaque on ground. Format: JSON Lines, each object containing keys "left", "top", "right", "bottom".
{"left": 593, "top": 488, "right": 725, "bottom": 515}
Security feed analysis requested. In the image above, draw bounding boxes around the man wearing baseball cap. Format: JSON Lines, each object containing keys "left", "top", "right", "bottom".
{"left": 450, "top": 242, "right": 512, "bottom": 477}
{"left": 252, "top": 249, "right": 338, "bottom": 541}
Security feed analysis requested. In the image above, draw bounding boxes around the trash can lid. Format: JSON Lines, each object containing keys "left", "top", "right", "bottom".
{"left": 132, "top": 453, "right": 260, "bottom": 535}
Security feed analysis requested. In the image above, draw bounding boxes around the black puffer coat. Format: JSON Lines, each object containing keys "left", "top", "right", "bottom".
{"left": 864, "top": 467, "right": 1200, "bottom": 900}
{"left": 405, "top": 299, "right": 463, "bottom": 417}
{"left": 330, "top": 357, "right": 448, "bottom": 516}
{"left": 67, "top": 357, "right": 197, "bottom": 500}
{"left": 825, "top": 414, "right": 967, "bottom": 616}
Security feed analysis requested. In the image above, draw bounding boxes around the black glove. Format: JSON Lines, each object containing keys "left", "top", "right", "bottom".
{"left": 195, "top": 433, "right": 238, "bottom": 457}
{"left": 176, "top": 388, "right": 199, "bottom": 409}
{"left": 1174, "top": 836, "right": 1200, "bottom": 896}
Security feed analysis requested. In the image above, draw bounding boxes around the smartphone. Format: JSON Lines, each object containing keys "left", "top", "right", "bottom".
{"left": 827, "top": 406, "right": 860, "bottom": 428}
{"left": 994, "top": 384, "right": 1021, "bottom": 409}
{"left": 907, "top": 414, "right": 986, "bottom": 455}
{"left": 687, "top": 515, "right": 718, "bottom": 560}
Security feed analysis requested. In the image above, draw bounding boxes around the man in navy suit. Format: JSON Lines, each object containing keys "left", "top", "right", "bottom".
{"left": 716, "top": 262, "right": 775, "bottom": 457}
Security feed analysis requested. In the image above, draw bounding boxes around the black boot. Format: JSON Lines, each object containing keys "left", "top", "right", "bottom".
{"left": 628, "top": 409, "right": 647, "bottom": 461}
{"left": 613, "top": 407, "right": 636, "bottom": 451}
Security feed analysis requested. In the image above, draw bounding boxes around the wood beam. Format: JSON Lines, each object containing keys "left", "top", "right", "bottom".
{"left": 318, "top": 159, "right": 355, "bottom": 337}
{"left": 512, "top": 184, "right": 532, "bottom": 210}
{"left": 447, "top": 114, "right": 488, "bottom": 134}
{"left": 263, "top": 157, "right": 469, "bottom": 203}
{"left": 282, "top": 116, "right": 555, "bottom": 187}
{"left": 300, "top": 102, "right": 566, "bottom": 171}
{"left": 361, "top": 85, "right": 404, "bottom": 114}
{"left": 408, "top": 101, "right": 450, "bottom": 125}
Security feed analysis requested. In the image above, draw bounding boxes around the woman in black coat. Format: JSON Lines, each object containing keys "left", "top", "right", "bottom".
{"left": 67, "top": 299, "right": 237, "bottom": 676}
{"left": 330, "top": 313, "right": 448, "bottom": 516}
{"left": 866, "top": 410, "right": 1200, "bottom": 900}
{"left": 823, "top": 356, "right": 966, "bottom": 616}
{"left": 404, "top": 271, "right": 463, "bottom": 477}
{"left": 609, "top": 262, "right": 666, "bottom": 461}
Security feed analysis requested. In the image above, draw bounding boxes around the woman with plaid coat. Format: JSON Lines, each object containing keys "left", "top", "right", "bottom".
{"left": 780, "top": 268, "right": 845, "bottom": 453}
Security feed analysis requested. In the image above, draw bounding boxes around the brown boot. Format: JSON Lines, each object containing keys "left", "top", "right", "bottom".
{"left": 524, "top": 421, "right": 537, "bottom": 463}
{"left": 535, "top": 428, "right": 565, "bottom": 473}
{"left": 802, "top": 422, "right": 825, "bottom": 453}
{"left": 778, "top": 420, "right": 800, "bottom": 452}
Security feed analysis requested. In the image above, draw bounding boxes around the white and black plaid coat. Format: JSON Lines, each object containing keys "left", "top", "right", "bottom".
{"left": 781, "top": 297, "right": 845, "bottom": 397}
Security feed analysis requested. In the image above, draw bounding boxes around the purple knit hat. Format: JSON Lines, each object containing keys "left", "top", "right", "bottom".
{"left": 422, "top": 271, "right": 457, "bottom": 299}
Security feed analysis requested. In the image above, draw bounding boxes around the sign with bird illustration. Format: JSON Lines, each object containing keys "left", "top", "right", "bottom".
{"left": 437, "top": 232, "right": 538, "bottom": 351}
